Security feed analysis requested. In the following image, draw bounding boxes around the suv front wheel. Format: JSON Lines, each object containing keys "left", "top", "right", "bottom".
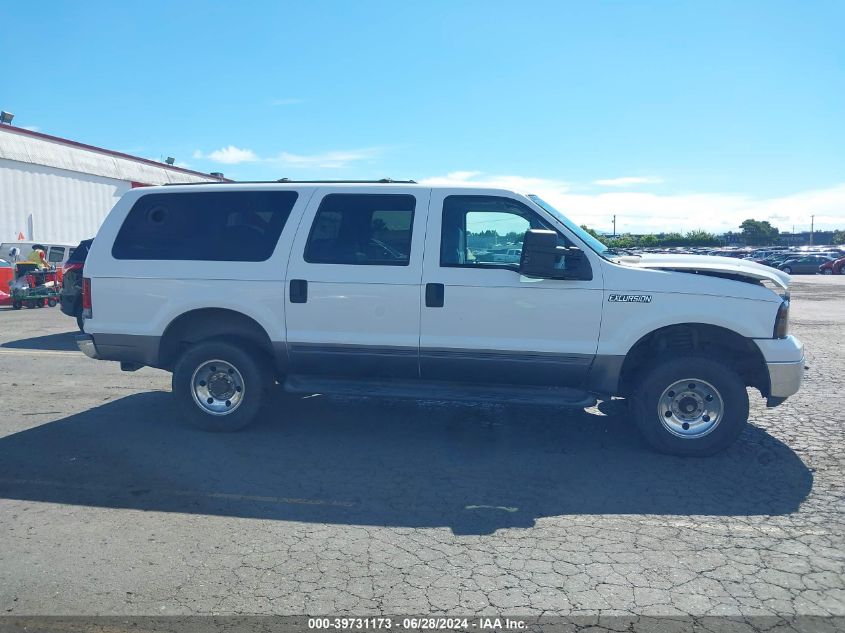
{"left": 631, "top": 356, "right": 749, "bottom": 456}
{"left": 172, "top": 340, "right": 271, "bottom": 432}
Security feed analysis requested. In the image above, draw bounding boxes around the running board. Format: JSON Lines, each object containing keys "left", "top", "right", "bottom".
{"left": 284, "top": 376, "right": 596, "bottom": 408}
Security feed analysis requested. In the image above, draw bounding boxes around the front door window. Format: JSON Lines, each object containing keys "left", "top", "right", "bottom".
{"left": 440, "top": 195, "right": 569, "bottom": 269}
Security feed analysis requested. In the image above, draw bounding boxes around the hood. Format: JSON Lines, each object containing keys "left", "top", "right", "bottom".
{"left": 617, "top": 254, "right": 790, "bottom": 290}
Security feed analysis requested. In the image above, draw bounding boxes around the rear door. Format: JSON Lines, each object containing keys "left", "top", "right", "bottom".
{"left": 285, "top": 187, "right": 430, "bottom": 378}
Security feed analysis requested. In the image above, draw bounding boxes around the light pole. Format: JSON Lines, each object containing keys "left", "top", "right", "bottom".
{"left": 810, "top": 215, "right": 814, "bottom": 246}
{"left": 612, "top": 214, "right": 616, "bottom": 238}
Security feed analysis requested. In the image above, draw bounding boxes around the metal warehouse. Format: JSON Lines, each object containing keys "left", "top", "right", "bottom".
{"left": 0, "top": 125, "right": 225, "bottom": 245}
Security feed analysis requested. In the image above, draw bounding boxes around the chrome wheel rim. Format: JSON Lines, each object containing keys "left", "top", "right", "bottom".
{"left": 191, "top": 359, "right": 245, "bottom": 416}
{"left": 658, "top": 378, "right": 724, "bottom": 439}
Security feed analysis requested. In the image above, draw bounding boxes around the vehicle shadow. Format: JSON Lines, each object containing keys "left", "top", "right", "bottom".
{"left": 0, "top": 331, "right": 79, "bottom": 351}
{"left": 0, "top": 389, "right": 813, "bottom": 535}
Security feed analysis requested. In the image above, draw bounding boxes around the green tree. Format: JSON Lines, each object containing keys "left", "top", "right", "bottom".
{"left": 660, "top": 232, "right": 685, "bottom": 247}
{"left": 833, "top": 230, "right": 845, "bottom": 245}
{"left": 608, "top": 233, "right": 636, "bottom": 248}
{"left": 580, "top": 225, "right": 609, "bottom": 245}
{"left": 638, "top": 234, "right": 658, "bottom": 247}
{"left": 740, "top": 219, "right": 780, "bottom": 245}
{"left": 685, "top": 229, "right": 719, "bottom": 246}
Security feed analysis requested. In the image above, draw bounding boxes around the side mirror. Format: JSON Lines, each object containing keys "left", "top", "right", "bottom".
{"left": 519, "top": 229, "right": 592, "bottom": 280}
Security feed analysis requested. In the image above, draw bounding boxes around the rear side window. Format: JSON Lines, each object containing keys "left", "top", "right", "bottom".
{"left": 112, "top": 191, "right": 298, "bottom": 261}
{"left": 304, "top": 194, "right": 415, "bottom": 266}
{"left": 48, "top": 247, "right": 66, "bottom": 263}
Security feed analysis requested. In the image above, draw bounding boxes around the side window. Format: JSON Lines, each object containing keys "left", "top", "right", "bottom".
{"left": 440, "top": 195, "right": 568, "bottom": 267}
{"left": 304, "top": 194, "right": 415, "bottom": 266}
{"left": 112, "top": 190, "right": 298, "bottom": 261}
{"left": 48, "top": 247, "right": 65, "bottom": 263}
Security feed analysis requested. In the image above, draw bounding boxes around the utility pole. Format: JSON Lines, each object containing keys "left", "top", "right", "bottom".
{"left": 612, "top": 214, "right": 616, "bottom": 238}
{"left": 810, "top": 215, "right": 814, "bottom": 246}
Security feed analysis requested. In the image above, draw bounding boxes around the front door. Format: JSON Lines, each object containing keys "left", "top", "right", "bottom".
{"left": 419, "top": 191, "right": 604, "bottom": 386}
{"left": 285, "top": 187, "right": 429, "bottom": 378}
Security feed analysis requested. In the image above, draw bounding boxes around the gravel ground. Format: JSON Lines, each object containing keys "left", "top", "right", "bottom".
{"left": 0, "top": 276, "right": 842, "bottom": 618}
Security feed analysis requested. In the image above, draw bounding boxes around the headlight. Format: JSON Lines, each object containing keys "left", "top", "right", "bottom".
{"left": 773, "top": 299, "right": 789, "bottom": 338}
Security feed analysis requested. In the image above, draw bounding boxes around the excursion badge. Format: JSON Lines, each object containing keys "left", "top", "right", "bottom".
{"left": 608, "top": 294, "right": 652, "bottom": 303}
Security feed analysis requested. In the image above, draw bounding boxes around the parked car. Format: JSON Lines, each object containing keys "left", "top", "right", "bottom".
{"left": 778, "top": 255, "right": 834, "bottom": 275}
{"left": 760, "top": 253, "right": 800, "bottom": 268}
{"left": 0, "top": 241, "right": 77, "bottom": 271}
{"left": 759, "top": 256, "right": 786, "bottom": 268}
{"left": 492, "top": 248, "right": 523, "bottom": 264}
{"left": 0, "top": 258, "right": 12, "bottom": 306}
{"left": 819, "top": 256, "right": 845, "bottom": 275}
{"left": 60, "top": 239, "right": 93, "bottom": 330}
{"left": 77, "top": 181, "right": 803, "bottom": 456}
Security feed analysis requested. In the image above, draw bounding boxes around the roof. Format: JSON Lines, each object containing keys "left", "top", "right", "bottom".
{"left": 0, "top": 124, "right": 228, "bottom": 185}
{"left": 136, "top": 181, "right": 524, "bottom": 196}
{"left": 166, "top": 178, "right": 417, "bottom": 186}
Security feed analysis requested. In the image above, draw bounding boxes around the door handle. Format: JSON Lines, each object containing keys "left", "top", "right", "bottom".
{"left": 425, "top": 283, "right": 444, "bottom": 308}
{"left": 290, "top": 279, "right": 308, "bottom": 303}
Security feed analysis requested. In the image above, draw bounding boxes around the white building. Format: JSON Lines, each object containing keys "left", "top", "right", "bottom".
{"left": 0, "top": 124, "right": 225, "bottom": 245}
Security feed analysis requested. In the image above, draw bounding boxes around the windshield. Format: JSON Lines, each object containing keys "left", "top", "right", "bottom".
{"left": 528, "top": 195, "right": 610, "bottom": 257}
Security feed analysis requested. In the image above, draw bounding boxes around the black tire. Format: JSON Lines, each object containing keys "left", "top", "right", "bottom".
{"left": 172, "top": 340, "right": 271, "bottom": 432}
{"left": 630, "top": 356, "right": 749, "bottom": 456}
{"left": 47, "top": 298, "right": 57, "bottom": 307}
{"left": 12, "top": 300, "right": 22, "bottom": 310}
{"left": 76, "top": 314, "right": 84, "bottom": 331}
{"left": 781, "top": 266, "right": 792, "bottom": 274}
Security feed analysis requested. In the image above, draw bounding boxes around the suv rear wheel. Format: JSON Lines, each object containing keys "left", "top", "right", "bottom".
{"left": 630, "top": 356, "right": 749, "bottom": 456}
{"left": 172, "top": 340, "right": 271, "bottom": 432}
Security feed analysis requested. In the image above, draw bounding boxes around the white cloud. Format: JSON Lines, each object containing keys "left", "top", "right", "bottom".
{"left": 272, "top": 147, "right": 382, "bottom": 169}
{"left": 437, "top": 171, "right": 482, "bottom": 182}
{"left": 557, "top": 187, "right": 845, "bottom": 233}
{"left": 419, "top": 172, "right": 845, "bottom": 233}
{"left": 192, "top": 145, "right": 381, "bottom": 169}
{"left": 193, "top": 146, "right": 260, "bottom": 164}
{"left": 271, "top": 98, "right": 303, "bottom": 106}
{"left": 593, "top": 176, "right": 663, "bottom": 187}
{"left": 204, "top": 146, "right": 259, "bottom": 164}
{"left": 421, "top": 171, "right": 571, "bottom": 193}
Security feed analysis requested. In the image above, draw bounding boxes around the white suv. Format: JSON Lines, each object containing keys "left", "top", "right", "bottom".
{"left": 77, "top": 181, "right": 804, "bottom": 455}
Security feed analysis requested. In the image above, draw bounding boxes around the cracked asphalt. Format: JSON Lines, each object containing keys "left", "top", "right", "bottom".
{"left": 0, "top": 276, "right": 842, "bottom": 618}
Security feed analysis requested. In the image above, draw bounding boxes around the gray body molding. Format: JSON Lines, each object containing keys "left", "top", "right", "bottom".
{"left": 86, "top": 334, "right": 628, "bottom": 397}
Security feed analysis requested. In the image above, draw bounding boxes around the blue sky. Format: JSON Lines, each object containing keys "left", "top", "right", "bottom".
{"left": 2, "top": 0, "right": 843, "bottom": 233}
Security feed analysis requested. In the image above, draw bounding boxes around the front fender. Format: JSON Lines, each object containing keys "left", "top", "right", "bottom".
{"left": 596, "top": 291, "right": 778, "bottom": 358}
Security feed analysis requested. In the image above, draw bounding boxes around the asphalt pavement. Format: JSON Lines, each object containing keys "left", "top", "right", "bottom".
{"left": 0, "top": 276, "right": 842, "bottom": 618}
